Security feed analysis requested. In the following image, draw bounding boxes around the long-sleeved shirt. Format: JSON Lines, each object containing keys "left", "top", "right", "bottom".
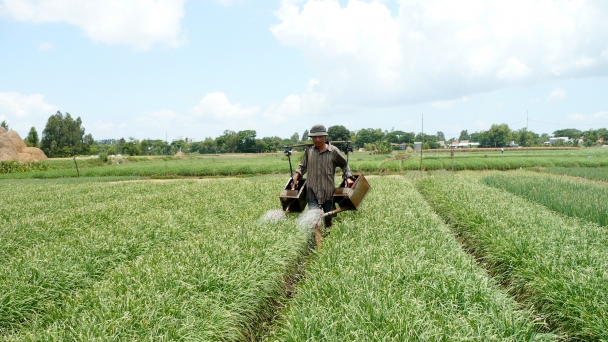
{"left": 295, "top": 143, "right": 352, "bottom": 204}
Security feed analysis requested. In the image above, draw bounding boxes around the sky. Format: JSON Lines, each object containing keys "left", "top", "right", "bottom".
{"left": 1, "top": 0, "right": 608, "bottom": 142}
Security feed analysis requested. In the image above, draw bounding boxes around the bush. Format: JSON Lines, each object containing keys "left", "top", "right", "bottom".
{"left": 99, "top": 152, "right": 109, "bottom": 163}
{"left": 0, "top": 161, "right": 50, "bottom": 174}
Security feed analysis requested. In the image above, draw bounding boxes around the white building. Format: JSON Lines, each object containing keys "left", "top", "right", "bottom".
{"left": 545, "top": 137, "right": 569, "bottom": 145}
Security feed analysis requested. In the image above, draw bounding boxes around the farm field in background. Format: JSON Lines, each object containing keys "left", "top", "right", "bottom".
{"left": 1, "top": 148, "right": 608, "bottom": 179}
{"left": 541, "top": 166, "right": 608, "bottom": 182}
{"left": 2, "top": 162, "right": 608, "bottom": 340}
{"left": 482, "top": 171, "right": 608, "bottom": 227}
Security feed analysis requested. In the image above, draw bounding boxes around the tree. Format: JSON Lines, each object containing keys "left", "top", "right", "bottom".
{"left": 216, "top": 130, "right": 238, "bottom": 153}
{"left": 123, "top": 137, "right": 142, "bottom": 156}
{"left": 26, "top": 127, "right": 39, "bottom": 147}
{"left": 458, "top": 130, "right": 469, "bottom": 141}
{"left": 436, "top": 131, "right": 445, "bottom": 141}
{"left": 415, "top": 133, "right": 440, "bottom": 149}
{"left": 385, "top": 130, "right": 407, "bottom": 144}
{"left": 0, "top": 120, "right": 8, "bottom": 131}
{"left": 290, "top": 132, "right": 299, "bottom": 144}
{"left": 237, "top": 130, "right": 257, "bottom": 153}
{"left": 596, "top": 128, "right": 608, "bottom": 144}
{"left": 354, "top": 128, "right": 384, "bottom": 148}
{"left": 582, "top": 129, "right": 597, "bottom": 147}
{"left": 302, "top": 129, "right": 309, "bottom": 141}
{"left": 327, "top": 125, "right": 351, "bottom": 142}
{"left": 515, "top": 128, "right": 536, "bottom": 147}
{"left": 487, "top": 124, "right": 512, "bottom": 147}
{"left": 553, "top": 128, "right": 582, "bottom": 139}
{"left": 140, "top": 139, "right": 150, "bottom": 155}
{"left": 40, "top": 111, "right": 92, "bottom": 157}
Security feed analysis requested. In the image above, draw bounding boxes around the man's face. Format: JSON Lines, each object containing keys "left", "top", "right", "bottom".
{"left": 312, "top": 135, "right": 326, "bottom": 149}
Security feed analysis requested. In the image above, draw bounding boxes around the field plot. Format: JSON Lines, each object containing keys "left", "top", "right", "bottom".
{"left": 0, "top": 155, "right": 291, "bottom": 179}
{"left": 266, "top": 177, "right": 548, "bottom": 341}
{"left": 482, "top": 171, "right": 608, "bottom": 227}
{"left": 542, "top": 166, "right": 608, "bottom": 182}
{"left": 417, "top": 175, "right": 608, "bottom": 340}
{"left": 0, "top": 176, "right": 308, "bottom": 340}
{"left": 2, "top": 149, "right": 608, "bottom": 180}
{"left": 404, "top": 155, "right": 608, "bottom": 171}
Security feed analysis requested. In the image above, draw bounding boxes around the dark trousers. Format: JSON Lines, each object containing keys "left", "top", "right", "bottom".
{"left": 307, "top": 189, "right": 334, "bottom": 227}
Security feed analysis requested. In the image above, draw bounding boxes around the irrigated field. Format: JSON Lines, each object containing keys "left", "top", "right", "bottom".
{"left": 2, "top": 155, "right": 608, "bottom": 340}
{"left": 2, "top": 148, "right": 608, "bottom": 179}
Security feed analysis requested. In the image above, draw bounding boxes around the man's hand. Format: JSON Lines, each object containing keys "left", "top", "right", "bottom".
{"left": 291, "top": 174, "right": 299, "bottom": 190}
{"left": 346, "top": 177, "right": 354, "bottom": 188}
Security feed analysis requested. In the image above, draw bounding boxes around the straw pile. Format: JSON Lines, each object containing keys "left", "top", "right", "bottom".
{"left": 0, "top": 127, "right": 48, "bottom": 162}
{"left": 174, "top": 151, "right": 186, "bottom": 157}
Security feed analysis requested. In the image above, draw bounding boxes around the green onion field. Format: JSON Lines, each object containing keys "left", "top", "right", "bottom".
{"left": 1, "top": 149, "right": 608, "bottom": 340}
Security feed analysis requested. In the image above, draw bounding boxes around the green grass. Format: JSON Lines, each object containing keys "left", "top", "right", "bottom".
{"left": 2, "top": 149, "right": 607, "bottom": 180}
{"left": 0, "top": 176, "right": 309, "bottom": 340}
{"left": 417, "top": 175, "right": 608, "bottom": 340}
{"left": 482, "top": 171, "right": 608, "bottom": 227}
{"left": 542, "top": 166, "right": 608, "bottom": 182}
{"left": 266, "top": 177, "right": 548, "bottom": 341}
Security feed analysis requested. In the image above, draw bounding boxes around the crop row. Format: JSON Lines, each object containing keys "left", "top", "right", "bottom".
{"left": 542, "top": 166, "right": 608, "bottom": 182}
{"left": 417, "top": 175, "right": 608, "bottom": 340}
{"left": 266, "top": 177, "right": 547, "bottom": 341}
{"left": 482, "top": 171, "right": 608, "bottom": 227}
{"left": 2, "top": 152, "right": 608, "bottom": 179}
{"left": 1, "top": 177, "right": 308, "bottom": 340}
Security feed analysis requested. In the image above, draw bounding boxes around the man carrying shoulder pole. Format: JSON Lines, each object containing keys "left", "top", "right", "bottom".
{"left": 291, "top": 124, "right": 355, "bottom": 249}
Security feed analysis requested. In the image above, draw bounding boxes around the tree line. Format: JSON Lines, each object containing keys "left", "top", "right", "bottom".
{"left": 7, "top": 113, "right": 608, "bottom": 158}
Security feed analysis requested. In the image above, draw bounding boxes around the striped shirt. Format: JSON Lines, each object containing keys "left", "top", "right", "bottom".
{"left": 295, "top": 143, "right": 353, "bottom": 204}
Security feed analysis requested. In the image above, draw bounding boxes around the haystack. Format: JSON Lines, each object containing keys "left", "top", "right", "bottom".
{"left": 406, "top": 146, "right": 414, "bottom": 152}
{"left": 0, "top": 129, "right": 48, "bottom": 162}
{"left": 174, "top": 151, "right": 186, "bottom": 157}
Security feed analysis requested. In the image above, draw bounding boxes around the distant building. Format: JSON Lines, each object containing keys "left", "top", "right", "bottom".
{"left": 173, "top": 136, "right": 195, "bottom": 143}
{"left": 451, "top": 140, "right": 480, "bottom": 148}
{"left": 414, "top": 142, "right": 422, "bottom": 151}
{"left": 545, "top": 137, "right": 570, "bottom": 145}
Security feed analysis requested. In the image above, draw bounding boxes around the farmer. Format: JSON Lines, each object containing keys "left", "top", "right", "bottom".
{"left": 291, "top": 124, "right": 354, "bottom": 248}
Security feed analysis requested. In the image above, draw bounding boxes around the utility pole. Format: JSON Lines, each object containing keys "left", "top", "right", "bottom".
{"left": 420, "top": 114, "right": 423, "bottom": 172}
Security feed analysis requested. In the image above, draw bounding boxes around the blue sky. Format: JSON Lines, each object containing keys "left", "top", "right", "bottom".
{"left": 2, "top": 0, "right": 608, "bottom": 142}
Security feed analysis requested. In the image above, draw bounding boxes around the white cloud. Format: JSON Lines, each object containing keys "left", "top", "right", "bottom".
{"left": 263, "top": 79, "right": 329, "bottom": 124}
{"left": 548, "top": 87, "right": 566, "bottom": 102}
{"left": 192, "top": 92, "right": 260, "bottom": 123}
{"left": 430, "top": 96, "right": 469, "bottom": 109}
{"left": 0, "top": 91, "right": 58, "bottom": 135}
{"left": 272, "top": 0, "right": 608, "bottom": 107}
{"left": 38, "top": 41, "right": 53, "bottom": 51}
{"left": 496, "top": 57, "right": 532, "bottom": 80}
{"left": 567, "top": 113, "right": 587, "bottom": 122}
{"left": 566, "top": 110, "right": 608, "bottom": 123}
{"left": 0, "top": 0, "right": 186, "bottom": 50}
{"left": 212, "top": 0, "right": 233, "bottom": 5}
{"left": 0, "top": 92, "right": 57, "bottom": 118}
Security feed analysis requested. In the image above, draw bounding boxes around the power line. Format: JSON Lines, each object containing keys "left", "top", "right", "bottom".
{"left": 528, "top": 119, "right": 608, "bottom": 127}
